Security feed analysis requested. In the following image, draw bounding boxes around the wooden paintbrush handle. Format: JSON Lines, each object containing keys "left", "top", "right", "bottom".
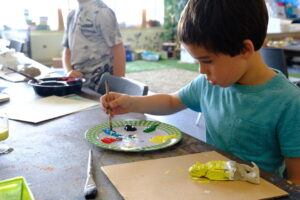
{"left": 105, "top": 81, "right": 113, "bottom": 130}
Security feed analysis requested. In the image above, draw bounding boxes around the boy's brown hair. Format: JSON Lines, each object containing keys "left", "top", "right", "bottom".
{"left": 177, "top": 0, "right": 269, "bottom": 56}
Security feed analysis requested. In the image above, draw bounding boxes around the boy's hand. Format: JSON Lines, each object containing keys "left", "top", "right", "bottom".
{"left": 100, "top": 92, "right": 132, "bottom": 116}
{"left": 67, "top": 70, "right": 84, "bottom": 78}
{"left": 285, "top": 157, "right": 300, "bottom": 185}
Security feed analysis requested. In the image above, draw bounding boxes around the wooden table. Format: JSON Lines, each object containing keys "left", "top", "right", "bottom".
{"left": 0, "top": 80, "right": 299, "bottom": 200}
{"left": 280, "top": 44, "right": 300, "bottom": 58}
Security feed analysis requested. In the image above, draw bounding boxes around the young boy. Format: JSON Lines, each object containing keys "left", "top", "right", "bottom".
{"left": 101, "top": 0, "right": 300, "bottom": 184}
{"left": 63, "top": 0, "right": 125, "bottom": 91}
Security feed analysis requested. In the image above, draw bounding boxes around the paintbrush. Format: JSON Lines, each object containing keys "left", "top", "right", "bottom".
{"left": 84, "top": 149, "right": 98, "bottom": 199}
{"left": 105, "top": 81, "right": 113, "bottom": 131}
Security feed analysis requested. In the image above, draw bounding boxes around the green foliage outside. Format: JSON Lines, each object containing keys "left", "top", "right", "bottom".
{"left": 126, "top": 59, "right": 198, "bottom": 73}
{"left": 289, "top": 72, "right": 300, "bottom": 78}
{"left": 126, "top": 60, "right": 300, "bottom": 79}
{"left": 164, "top": 0, "right": 188, "bottom": 43}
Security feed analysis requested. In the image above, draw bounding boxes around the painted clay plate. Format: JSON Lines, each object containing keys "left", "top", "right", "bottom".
{"left": 85, "top": 120, "right": 182, "bottom": 152}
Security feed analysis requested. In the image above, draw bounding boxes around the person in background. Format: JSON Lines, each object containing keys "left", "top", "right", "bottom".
{"left": 101, "top": 0, "right": 300, "bottom": 185}
{"left": 62, "top": 0, "right": 125, "bottom": 91}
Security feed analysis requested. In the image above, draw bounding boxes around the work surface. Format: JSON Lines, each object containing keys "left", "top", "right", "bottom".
{"left": 0, "top": 80, "right": 300, "bottom": 200}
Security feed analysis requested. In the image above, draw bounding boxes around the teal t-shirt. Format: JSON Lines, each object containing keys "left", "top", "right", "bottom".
{"left": 179, "top": 71, "right": 300, "bottom": 176}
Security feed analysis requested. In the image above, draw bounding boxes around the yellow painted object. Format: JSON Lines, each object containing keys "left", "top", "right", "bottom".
{"left": 189, "top": 161, "right": 235, "bottom": 181}
{"left": 0, "top": 177, "right": 35, "bottom": 200}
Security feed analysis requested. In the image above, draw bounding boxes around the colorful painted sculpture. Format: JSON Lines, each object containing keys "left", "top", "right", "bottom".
{"left": 189, "top": 160, "right": 260, "bottom": 184}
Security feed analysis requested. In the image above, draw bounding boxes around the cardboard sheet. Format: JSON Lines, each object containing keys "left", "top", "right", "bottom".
{"left": 102, "top": 151, "right": 288, "bottom": 200}
{"left": 0, "top": 54, "right": 52, "bottom": 82}
{"left": 0, "top": 66, "right": 52, "bottom": 82}
{"left": 0, "top": 95, "right": 99, "bottom": 123}
{"left": 0, "top": 71, "right": 27, "bottom": 82}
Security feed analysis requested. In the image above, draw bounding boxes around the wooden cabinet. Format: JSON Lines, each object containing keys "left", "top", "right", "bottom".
{"left": 29, "top": 28, "right": 167, "bottom": 66}
{"left": 30, "top": 30, "right": 64, "bottom": 66}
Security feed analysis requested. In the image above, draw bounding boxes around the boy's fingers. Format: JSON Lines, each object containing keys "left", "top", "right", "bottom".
{"left": 100, "top": 93, "right": 126, "bottom": 115}
{"left": 109, "top": 98, "right": 120, "bottom": 109}
{"left": 100, "top": 96, "right": 109, "bottom": 105}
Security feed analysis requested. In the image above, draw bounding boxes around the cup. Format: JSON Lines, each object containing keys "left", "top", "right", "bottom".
{"left": 0, "top": 114, "right": 9, "bottom": 141}
{"left": 0, "top": 113, "right": 13, "bottom": 154}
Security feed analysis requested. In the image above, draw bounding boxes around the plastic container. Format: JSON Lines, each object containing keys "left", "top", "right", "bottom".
{"left": 125, "top": 45, "right": 134, "bottom": 62}
{"left": 28, "top": 77, "right": 85, "bottom": 96}
{"left": 0, "top": 176, "right": 35, "bottom": 200}
{"left": 141, "top": 51, "right": 160, "bottom": 61}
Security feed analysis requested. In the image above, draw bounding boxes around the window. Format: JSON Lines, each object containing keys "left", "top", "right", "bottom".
{"left": 106, "top": 0, "right": 164, "bottom": 28}
{"left": 0, "top": 0, "right": 71, "bottom": 30}
{"left": 0, "top": 0, "right": 164, "bottom": 30}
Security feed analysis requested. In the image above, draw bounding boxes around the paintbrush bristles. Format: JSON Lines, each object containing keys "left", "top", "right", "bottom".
{"left": 84, "top": 185, "right": 98, "bottom": 199}
{"left": 109, "top": 115, "right": 112, "bottom": 131}
{"left": 105, "top": 81, "right": 113, "bottom": 131}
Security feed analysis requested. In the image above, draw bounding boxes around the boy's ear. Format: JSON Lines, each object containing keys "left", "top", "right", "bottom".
{"left": 241, "top": 40, "right": 255, "bottom": 59}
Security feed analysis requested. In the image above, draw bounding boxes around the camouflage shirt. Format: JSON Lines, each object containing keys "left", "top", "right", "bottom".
{"left": 63, "top": 0, "right": 122, "bottom": 90}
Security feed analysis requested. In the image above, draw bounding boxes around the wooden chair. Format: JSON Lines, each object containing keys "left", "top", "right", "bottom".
{"left": 97, "top": 72, "right": 149, "bottom": 96}
{"left": 261, "top": 47, "right": 300, "bottom": 86}
{"left": 292, "top": 18, "right": 300, "bottom": 24}
{"left": 260, "top": 47, "right": 289, "bottom": 78}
